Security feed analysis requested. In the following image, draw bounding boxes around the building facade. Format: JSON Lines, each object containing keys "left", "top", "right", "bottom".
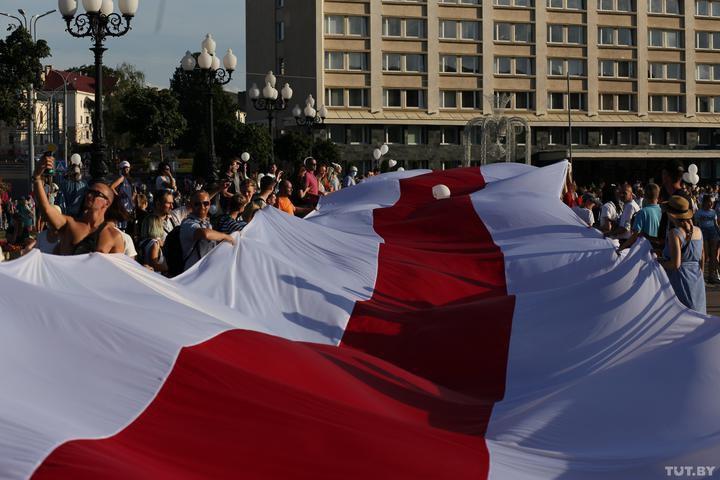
{"left": 246, "top": 0, "right": 720, "bottom": 182}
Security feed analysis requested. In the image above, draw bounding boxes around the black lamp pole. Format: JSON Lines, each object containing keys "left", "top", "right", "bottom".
{"left": 249, "top": 73, "right": 293, "bottom": 164}
{"left": 62, "top": 8, "right": 135, "bottom": 181}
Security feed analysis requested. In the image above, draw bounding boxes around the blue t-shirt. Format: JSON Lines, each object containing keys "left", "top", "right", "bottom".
{"left": 632, "top": 204, "right": 661, "bottom": 237}
{"left": 695, "top": 208, "right": 717, "bottom": 231}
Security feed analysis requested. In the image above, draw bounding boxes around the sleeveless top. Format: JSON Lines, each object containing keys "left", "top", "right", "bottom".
{"left": 72, "top": 222, "right": 108, "bottom": 255}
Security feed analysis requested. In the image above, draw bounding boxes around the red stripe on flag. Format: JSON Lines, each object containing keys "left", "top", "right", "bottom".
{"left": 32, "top": 168, "right": 514, "bottom": 479}
{"left": 340, "top": 168, "right": 515, "bottom": 475}
{"left": 33, "top": 330, "right": 489, "bottom": 479}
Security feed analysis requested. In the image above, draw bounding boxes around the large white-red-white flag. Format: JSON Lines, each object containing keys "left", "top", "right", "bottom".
{"left": 1, "top": 161, "right": 718, "bottom": 479}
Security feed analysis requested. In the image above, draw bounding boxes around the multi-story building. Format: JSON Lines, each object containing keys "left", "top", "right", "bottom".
{"left": 247, "top": 0, "right": 720, "bottom": 181}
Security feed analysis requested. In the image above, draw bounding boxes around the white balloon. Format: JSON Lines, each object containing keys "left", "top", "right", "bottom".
{"left": 432, "top": 184, "right": 451, "bottom": 200}
{"left": 397, "top": 167, "right": 405, "bottom": 172}
{"left": 372, "top": 149, "right": 381, "bottom": 160}
{"left": 683, "top": 172, "right": 700, "bottom": 186}
{"left": 241, "top": 152, "right": 250, "bottom": 162}
{"left": 380, "top": 144, "right": 389, "bottom": 155}
{"left": 388, "top": 159, "right": 397, "bottom": 168}
{"left": 688, "top": 163, "right": 698, "bottom": 175}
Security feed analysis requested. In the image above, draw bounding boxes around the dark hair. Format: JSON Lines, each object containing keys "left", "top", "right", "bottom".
{"left": 105, "top": 195, "right": 130, "bottom": 223}
{"left": 260, "top": 175, "right": 276, "bottom": 192}
{"left": 663, "top": 160, "right": 684, "bottom": 183}
{"left": 157, "top": 161, "right": 171, "bottom": 175}
{"left": 229, "top": 194, "right": 247, "bottom": 213}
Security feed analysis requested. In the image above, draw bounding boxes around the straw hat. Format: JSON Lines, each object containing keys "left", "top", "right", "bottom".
{"left": 665, "top": 195, "right": 693, "bottom": 220}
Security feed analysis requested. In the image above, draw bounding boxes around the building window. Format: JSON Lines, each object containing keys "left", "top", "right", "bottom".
{"left": 383, "top": 89, "right": 402, "bottom": 107}
{"left": 494, "top": 22, "right": 533, "bottom": 42}
{"left": 495, "top": 91, "right": 534, "bottom": 109}
{"left": 649, "top": 95, "right": 684, "bottom": 112}
{"left": 649, "top": 29, "right": 683, "bottom": 48}
{"left": 495, "top": 56, "right": 534, "bottom": 75}
{"left": 328, "top": 125, "right": 346, "bottom": 144}
{"left": 697, "top": 31, "right": 720, "bottom": 49}
{"left": 600, "top": 94, "right": 635, "bottom": 111}
{"left": 347, "top": 52, "right": 368, "bottom": 71}
{"left": 405, "top": 54, "right": 426, "bottom": 72}
{"left": 548, "top": 58, "right": 586, "bottom": 76}
{"left": 348, "top": 89, "right": 369, "bottom": 107}
{"left": 405, "top": 18, "right": 426, "bottom": 38}
{"left": 547, "top": 0, "right": 585, "bottom": 8}
{"left": 649, "top": 0, "right": 682, "bottom": 12}
{"left": 348, "top": 16, "right": 368, "bottom": 36}
{"left": 461, "top": 56, "right": 481, "bottom": 73}
{"left": 405, "top": 90, "right": 426, "bottom": 108}
{"left": 439, "top": 20, "right": 458, "bottom": 39}
{"left": 385, "top": 125, "right": 404, "bottom": 144}
{"left": 325, "top": 51, "right": 344, "bottom": 70}
{"left": 440, "top": 127, "right": 460, "bottom": 144}
{"left": 441, "top": 55, "right": 457, "bottom": 72}
{"left": 383, "top": 17, "right": 402, "bottom": 36}
{"left": 325, "top": 16, "right": 344, "bottom": 35}
{"left": 441, "top": 90, "right": 458, "bottom": 108}
{"left": 698, "top": 96, "right": 712, "bottom": 112}
{"left": 599, "top": 0, "right": 635, "bottom": 10}
{"left": 548, "top": 92, "right": 565, "bottom": 109}
{"left": 325, "top": 88, "right": 344, "bottom": 107}
{"left": 406, "top": 126, "right": 425, "bottom": 145}
{"left": 598, "top": 27, "right": 635, "bottom": 46}
{"left": 696, "top": 0, "right": 720, "bottom": 15}
{"left": 348, "top": 126, "right": 368, "bottom": 144}
{"left": 548, "top": 24, "right": 585, "bottom": 44}
{"left": 461, "top": 21, "right": 480, "bottom": 40}
{"left": 599, "top": 60, "right": 635, "bottom": 77}
{"left": 460, "top": 91, "right": 481, "bottom": 109}
{"left": 548, "top": 127, "right": 566, "bottom": 145}
{"left": 383, "top": 53, "right": 402, "bottom": 71}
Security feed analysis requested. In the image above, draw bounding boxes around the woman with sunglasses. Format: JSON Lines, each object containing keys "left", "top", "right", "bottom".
{"left": 32, "top": 158, "right": 125, "bottom": 256}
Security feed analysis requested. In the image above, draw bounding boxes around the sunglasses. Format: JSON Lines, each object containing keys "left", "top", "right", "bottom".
{"left": 194, "top": 201, "right": 211, "bottom": 207}
{"left": 86, "top": 189, "right": 109, "bottom": 201}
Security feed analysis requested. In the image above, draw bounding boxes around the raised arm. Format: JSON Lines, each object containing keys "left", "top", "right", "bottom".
{"left": 109, "top": 175, "right": 125, "bottom": 193}
{"left": 32, "top": 159, "right": 68, "bottom": 232}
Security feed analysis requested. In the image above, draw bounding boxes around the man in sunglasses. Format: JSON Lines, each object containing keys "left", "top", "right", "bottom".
{"left": 33, "top": 158, "right": 124, "bottom": 255}
{"left": 179, "top": 190, "right": 235, "bottom": 271}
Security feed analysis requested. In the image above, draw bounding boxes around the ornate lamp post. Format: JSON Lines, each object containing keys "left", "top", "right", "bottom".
{"left": 248, "top": 71, "right": 293, "bottom": 162}
{"left": 58, "top": 0, "right": 138, "bottom": 181}
{"left": 180, "top": 34, "right": 237, "bottom": 183}
{"left": 292, "top": 95, "right": 327, "bottom": 136}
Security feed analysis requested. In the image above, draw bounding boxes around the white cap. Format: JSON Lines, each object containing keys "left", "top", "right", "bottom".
{"left": 350, "top": 166, "right": 358, "bottom": 172}
{"left": 119, "top": 161, "right": 131, "bottom": 169}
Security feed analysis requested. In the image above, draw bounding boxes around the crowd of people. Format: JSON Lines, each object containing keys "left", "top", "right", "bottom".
{"left": 0, "top": 152, "right": 374, "bottom": 276}
{"left": 566, "top": 159, "right": 712, "bottom": 314}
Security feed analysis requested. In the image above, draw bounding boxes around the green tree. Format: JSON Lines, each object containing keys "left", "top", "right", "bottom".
{"left": 215, "top": 120, "right": 272, "bottom": 170}
{"left": 116, "top": 87, "right": 187, "bottom": 161}
{"left": 274, "top": 132, "right": 313, "bottom": 167}
{"left": 0, "top": 27, "right": 51, "bottom": 126}
{"left": 311, "top": 138, "right": 341, "bottom": 166}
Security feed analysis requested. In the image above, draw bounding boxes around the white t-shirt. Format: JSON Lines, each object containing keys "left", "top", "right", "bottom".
{"left": 599, "top": 202, "right": 618, "bottom": 228}
{"left": 617, "top": 200, "right": 640, "bottom": 240}
{"left": 113, "top": 227, "right": 137, "bottom": 258}
{"left": 572, "top": 206, "right": 595, "bottom": 227}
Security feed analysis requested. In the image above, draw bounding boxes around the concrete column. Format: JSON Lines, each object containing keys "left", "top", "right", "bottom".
{"left": 482, "top": 0, "right": 495, "bottom": 114}
{"left": 586, "top": 0, "right": 598, "bottom": 115}
{"left": 685, "top": 0, "right": 696, "bottom": 117}
{"left": 636, "top": 0, "right": 649, "bottom": 116}
{"left": 535, "top": 0, "right": 547, "bottom": 115}
{"left": 370, "top": 0, "right": 383, "bottom": 113}
{"left": 427, "top": 0, "right": 440, "bottom": 114}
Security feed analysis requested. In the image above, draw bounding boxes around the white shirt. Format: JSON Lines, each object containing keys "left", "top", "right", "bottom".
{"left": 617, "top": 200, "right": 640, "bottom": 240}
{"left": 599, "top": 202, "right": 618, "bottom": 229}
{"left": 113, "top": 227, "right": 137, "bottom": 258}
{"left": 572, "top": 206, "right": 595, "bottom": 227}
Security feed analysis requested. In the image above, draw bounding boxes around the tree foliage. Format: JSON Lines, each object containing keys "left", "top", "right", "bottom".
{"left": 274, "top": 131, "right": 313, "bottom": 167}
{"left": 0, "top": 27, "right": 51, "bottom": 126}
{"left": 116, "top": 87, "right": 186, "bottom": 156}
{"left": 215, "top": 120, "right": 272, "bottom": 170}
{"left": 311, "top": 138, "right": 341, "bottom": 166}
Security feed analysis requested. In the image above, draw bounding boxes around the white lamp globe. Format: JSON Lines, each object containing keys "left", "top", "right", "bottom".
{"left": 318, "top": 105, "right": 328, "bottom": 118}
{"left": 181, "top": 51, "right": 196, "bottom": 71}
{"left": 100, "top": 0, "right": 113, "bottom": 15}
{"left": 240, "top": 152, "right": 250, "bottom": 162}
{"left": 82, "top": 0, "right": 102, "bottom": 13}
{"left": 304, "top": 104, "right": 316, "bottom": 118}
{"left": 292, "top": 104, "right": 302, "bottom": 118}
{"left": 248, "top": 83, "right": 260, "bottom": 100}
{"left": 280, "top": 83, "right": 293, "bottom": 100}
{"left": 118, "top": 0, "right": 138, "bottom": 16}
{"left": 262, "top": 82, "right": 276, "bottom": 100}
{"left": 58, "top": 0, "right": 78, "bottom": 17}
{"left": 211, "top": 55, "right": 221, "bottom": 71}
{"left": 197, "top": 48, "right": 213, "bottom": 70}
{"left": 223, "top": 49, "right": 237, "bottom": 71}
{"left": 201, "top": 34, "right": 216, "bottom": 56}
{"left": 306, "top": 94, "right": 315, "bottom": 108}
{"left": 265, "top": 71, "right": 276, "bottom": 88}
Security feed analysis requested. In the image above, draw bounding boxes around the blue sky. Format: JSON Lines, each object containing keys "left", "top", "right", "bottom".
{"left": 1, "top": 0, "right": 247, "bottom": 91}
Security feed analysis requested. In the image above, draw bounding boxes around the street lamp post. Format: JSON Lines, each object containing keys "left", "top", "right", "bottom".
{"left": 59, "top": 0, "right": 139, "bottom": 181}
{"left": 292, "top": 95, "right": 327, "bottom": 136}
{"left": 180, "top": 34, "right": 237, "bottom": 184}
{"left": 248, "top": 71, "right": 293, "bottom": 163}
